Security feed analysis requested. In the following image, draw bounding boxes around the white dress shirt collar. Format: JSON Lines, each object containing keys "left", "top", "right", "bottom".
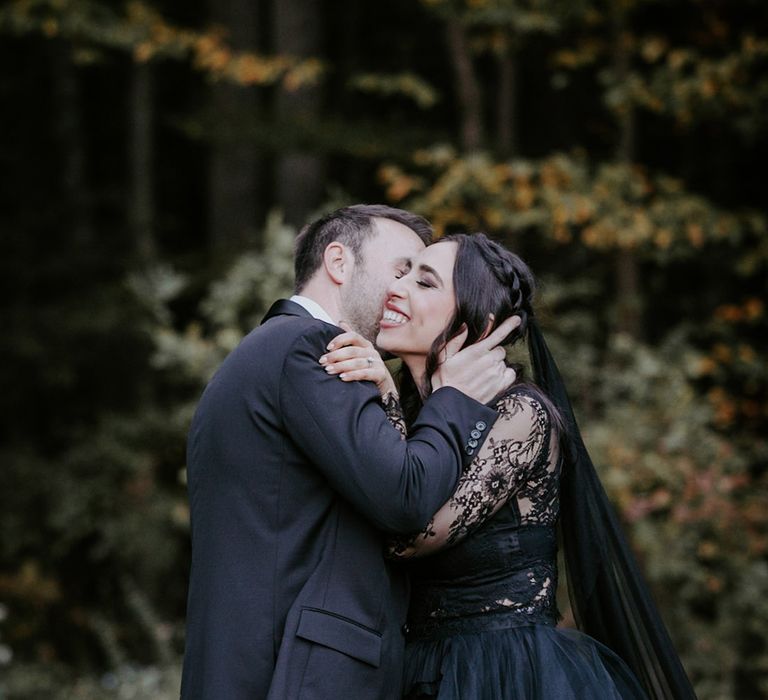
{"left": 289, "top": 295, "right": 337, "bottom": 326}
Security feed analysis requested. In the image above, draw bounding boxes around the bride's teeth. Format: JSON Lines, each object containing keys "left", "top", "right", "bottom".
{"left": 383, "top": 309, "right": 407, "bottom": 324}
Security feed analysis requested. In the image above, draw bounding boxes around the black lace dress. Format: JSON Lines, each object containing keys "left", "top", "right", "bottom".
{"left": 388, "top": 387, "right": 648, "bottom": 700}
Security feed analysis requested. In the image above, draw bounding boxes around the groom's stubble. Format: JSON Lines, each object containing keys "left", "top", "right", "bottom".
{"left": 341, "top": 259, "right": 386, "bottom": 344}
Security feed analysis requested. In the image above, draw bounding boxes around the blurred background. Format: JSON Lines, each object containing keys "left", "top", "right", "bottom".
{"left": 0, "top": 0, "right": 766, "bottom": 697}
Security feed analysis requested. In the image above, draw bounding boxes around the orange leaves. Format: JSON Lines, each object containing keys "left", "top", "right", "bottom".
{"left": 744, "top": 298, "right": 765, "bottom": 320}
{"left": 380, "top": 148, "right": 767, "bottom": 256}
{"left": 6, "top": 0, "right": 325, "bottom": 90}
{"left": 378, "top": 165, "right": 423, "bottom": 203}
{"left": 714, "top": 298, "right": 764, "bottom": 324}
{"left": 686, "top": 223, "right": 705, "bottom": 248}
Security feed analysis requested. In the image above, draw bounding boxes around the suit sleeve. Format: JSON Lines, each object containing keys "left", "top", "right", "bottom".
{"left": 277, "top": 328, "right": 498, "bottom": 533}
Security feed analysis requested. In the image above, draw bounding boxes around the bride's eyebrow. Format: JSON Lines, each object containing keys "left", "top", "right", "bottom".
{"left": 394, "top": 257, "right": 413, "bottom": 271}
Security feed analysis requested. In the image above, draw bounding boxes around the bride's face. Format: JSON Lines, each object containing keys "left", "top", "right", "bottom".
{"left": 376, "top": 241, "right": 457, "bottom": 362}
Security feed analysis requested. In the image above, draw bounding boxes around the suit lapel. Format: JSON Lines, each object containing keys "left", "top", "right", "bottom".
{"left": 261, "top": 299, "right": 313, "bottom": 324}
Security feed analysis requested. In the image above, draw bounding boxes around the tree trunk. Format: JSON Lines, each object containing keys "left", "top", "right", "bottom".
{"left": 129, "top": 59, "right": 156, "bottom": 263}
{"left": 207, "top": 0, "right": 262, "bottom": 255}
{"left": 445, "top": 17, "right": 483, "bottom": 151}
{"left": 496, "top": 48, "right": 517, "bottom": 157}
{"left": 272, "top": 0, "right": 325, "bottom": 229}
{"left": 612, "top": 9, "right": 642, "bottom": 339}
{"left": 51, "top": 41, "right": 92, "bottom": 248}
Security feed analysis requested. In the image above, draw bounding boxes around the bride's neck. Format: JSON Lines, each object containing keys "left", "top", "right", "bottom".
{"left": 402, "top": 357, "right": 429, "bottom": 400}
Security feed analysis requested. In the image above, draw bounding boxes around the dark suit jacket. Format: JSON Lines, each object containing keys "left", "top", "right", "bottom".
{"left": 180, "top": 299, "right": 496, "bottom": 699}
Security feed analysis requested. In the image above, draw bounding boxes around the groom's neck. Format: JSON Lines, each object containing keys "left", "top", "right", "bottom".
{"left": 295, "top": 279, "right": 343, "bottom": 326}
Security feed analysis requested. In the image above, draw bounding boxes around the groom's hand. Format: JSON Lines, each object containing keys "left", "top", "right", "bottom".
{"left": 431, "top": 316, "right": 520, "bottom": 404}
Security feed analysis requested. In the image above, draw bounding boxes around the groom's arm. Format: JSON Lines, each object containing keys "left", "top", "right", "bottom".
{"left": 278, "top": 327, "right": 498, "bottom": 533}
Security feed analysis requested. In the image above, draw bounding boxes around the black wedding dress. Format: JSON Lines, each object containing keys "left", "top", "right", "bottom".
{"left": 390, "top": 387, "right": 648, "bottom": 699}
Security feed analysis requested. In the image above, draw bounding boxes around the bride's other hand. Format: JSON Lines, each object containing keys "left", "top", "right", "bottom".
{"left": 320, "top": 322, "right": 397, "bottom": 398}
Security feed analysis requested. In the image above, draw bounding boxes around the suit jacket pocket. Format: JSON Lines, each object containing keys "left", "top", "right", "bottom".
{"left": 296, "top": 607, "right": 382, "bottom": 668}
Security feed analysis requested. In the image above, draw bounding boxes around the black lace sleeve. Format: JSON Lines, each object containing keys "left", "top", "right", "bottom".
{"left": 381, "top": 392, "right": 407, "bottom": 440}
{"left": 390, "top": 391, "right": 550, "bottom": 558}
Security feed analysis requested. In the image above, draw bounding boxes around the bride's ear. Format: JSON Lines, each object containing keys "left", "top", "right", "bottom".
{"left": 478, "top": 313, "right": 495, "bottom": 341}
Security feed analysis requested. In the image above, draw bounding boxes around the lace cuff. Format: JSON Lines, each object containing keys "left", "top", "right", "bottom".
{"left": 382, "top": 392, "right": 407, "bottom": 440}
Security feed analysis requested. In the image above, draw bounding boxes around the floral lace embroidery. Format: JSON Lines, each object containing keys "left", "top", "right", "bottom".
{"left": 381, "top": 392, "right": 407, "bottom": 440}
{"left": 389, "top": 389, "right": 556, "bottom": 558}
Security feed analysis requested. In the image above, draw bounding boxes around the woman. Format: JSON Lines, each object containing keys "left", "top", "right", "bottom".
{"left": 321, "top": 233, "right": 696, "bottom": 699}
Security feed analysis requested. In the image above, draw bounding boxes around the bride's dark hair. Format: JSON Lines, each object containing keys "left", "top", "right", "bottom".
{"left": 398, "top": 232, "right": 562, "bottom": 430}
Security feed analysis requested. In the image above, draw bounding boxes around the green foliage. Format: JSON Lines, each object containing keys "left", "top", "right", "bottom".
{"left": 583, "top": 331, "right": 768, "bottom": 698}
{"left": 348, "top": 73, "right": 441, "bottom": 110}
{"left": 0, "top": 214, "right": 296, "bottom": 690}
{"left": 1, "top": 0, "right": 766, "bottom": 696}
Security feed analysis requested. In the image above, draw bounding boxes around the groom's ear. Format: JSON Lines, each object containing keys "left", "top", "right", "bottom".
{"left": 323, "top": 242, "right": 350, "bottom": 285}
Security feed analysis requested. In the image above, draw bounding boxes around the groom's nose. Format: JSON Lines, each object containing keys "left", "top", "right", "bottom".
{"left": 387, "top": 276, "right": 407, "bottom": 298}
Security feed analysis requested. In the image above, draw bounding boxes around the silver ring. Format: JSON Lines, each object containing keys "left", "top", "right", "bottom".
{"left": 366, "top": 357, "right": 374, "bottom": 368}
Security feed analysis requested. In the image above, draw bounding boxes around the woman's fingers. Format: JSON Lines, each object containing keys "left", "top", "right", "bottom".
{"left": 327, "top": 328, "right": 373, "bottom": 351}
{"left": 471, "top": 315, "right": 520, "bottom": 353}
{"left": 323, "top": 355, "right": 379, "bottom": 375}
{"left": 320, "top": 345, "right": 377, "bottom": 366}
{"left": 440, "top": 324, "right": 468, "bottom": 363}
{"left": 336, "top": 367, "right": 383, "bottom": 382}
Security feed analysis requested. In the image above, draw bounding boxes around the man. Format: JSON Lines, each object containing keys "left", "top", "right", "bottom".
{"left": 181, "top": 204, "right": 517, "bottom": 699}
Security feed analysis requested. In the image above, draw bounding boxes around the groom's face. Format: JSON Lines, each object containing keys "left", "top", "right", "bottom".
{"left": 342, "top": 217, "right": 426, "bottom": 344}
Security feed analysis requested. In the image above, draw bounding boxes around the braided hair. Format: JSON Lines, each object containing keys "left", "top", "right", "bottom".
{"left": 399, "top": 233, "right": 562, "bottom": 430}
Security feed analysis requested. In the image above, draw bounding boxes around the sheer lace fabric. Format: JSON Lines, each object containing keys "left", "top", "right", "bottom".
{"left": 386, "top": 387, "right": 563, "bottom": 638}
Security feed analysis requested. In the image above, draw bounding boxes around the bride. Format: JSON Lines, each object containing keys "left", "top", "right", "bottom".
{"left": 322, "top": 232, "right": 696, "bottom": 699}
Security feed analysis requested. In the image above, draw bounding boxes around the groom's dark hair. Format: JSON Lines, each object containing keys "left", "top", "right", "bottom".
{"left": 293, "top": 204, "right": 433, "bottom": 292}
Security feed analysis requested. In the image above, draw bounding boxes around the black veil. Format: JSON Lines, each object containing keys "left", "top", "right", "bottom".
{"left": 527, "top": 320, "right": 697, "bottom": 700}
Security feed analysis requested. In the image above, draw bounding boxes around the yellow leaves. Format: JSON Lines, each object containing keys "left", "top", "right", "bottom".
{"left": 381, "top": 151, "right": 765, "bottom": 260}
{"left": 41, "top": 16, "right": 58, "bottom": 37}
{"left": 667, "top": 48, "right": 691, "bottom": 71}
{"left": 232, "top": 53, "right": 275, "bottom": 84}
{"left": 133, "top": 41, "right": 153, "bottom": 63}
{"left": 653, "top": 227, "right": 672, "bottom": 249}
{"left": 686, "top": 222, "right": 705, "bottom": 247}
{"left": 696, "top": 357, "right": 717, "bottom": 376}
{"left": 640, "top": 36, "right": 668, "bottom": 63}
{"left": 378, "top": 165, "right": 423, "bottom": 203}
{"left": 714, "top": 298, "right": 764, "bottom": 324}
{"left": 512, "top": 180, "right": 535, "bottom": 210}
{"left": 0, "top": 560, "right": 61, "bottom": 604}
{"left": 708, "top": 386, "right": 737, "bottom": 427}
{"left": 13, "top": 0, "right": 326, "bottom": 89}
{"left": 705, "top": 575, "right": 724, "bottom": 593}
{"left": 700, "top": 77, "right": 718, "bottom": 99}
{"left": 698, "top": 540, "right": 718, "bottom": 560}
{"left": 349, "top": 72, "right": 439, "bottom": 109}
{"left": 712, "top": 343, "right": 732, "bottom": 364}
{"left": 744, "top": 297, "right": 764, "bottom": 320}
{"left": 192, "top": 36, "right": 323, "bottom": 90}
{"left": 738, "top": 344, "right": 757, "bottom": 363}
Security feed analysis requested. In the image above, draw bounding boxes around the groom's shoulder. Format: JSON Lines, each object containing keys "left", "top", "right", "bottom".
{"left": 245, "top": 313, "right": 340, "bottom": 355}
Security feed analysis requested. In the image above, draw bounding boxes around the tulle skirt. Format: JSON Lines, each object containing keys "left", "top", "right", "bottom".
{"left": 403, "top": 624, "right": 648, "bottom": 699}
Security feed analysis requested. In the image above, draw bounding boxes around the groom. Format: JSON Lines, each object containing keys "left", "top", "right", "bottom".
{"left": 180, "top": 205, "right": 516, "bottom": 699}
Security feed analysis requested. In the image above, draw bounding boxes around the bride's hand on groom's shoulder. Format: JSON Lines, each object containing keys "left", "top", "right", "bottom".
{"left": 431, "top": 316, "right": 520, "bottom": 404}
{"left": 319, "top": 323, "right": 397, "bottom": 398}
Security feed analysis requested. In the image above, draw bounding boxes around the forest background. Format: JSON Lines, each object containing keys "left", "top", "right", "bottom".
{"left": 0, "top": 0, "right": 766, "bottom": 698}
